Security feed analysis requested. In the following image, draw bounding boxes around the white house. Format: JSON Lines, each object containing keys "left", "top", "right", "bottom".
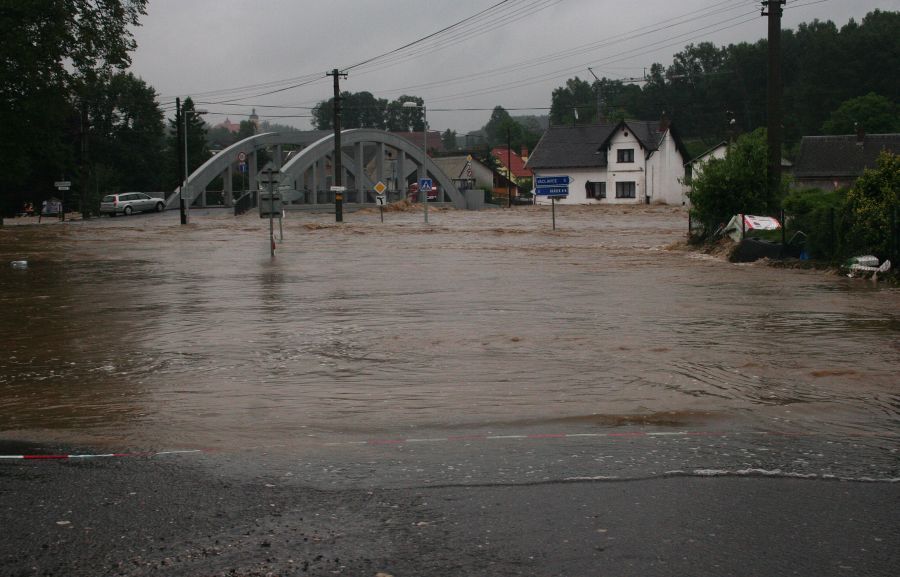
{"left": 526, "top": 118, "right": 690, "bottom": 206}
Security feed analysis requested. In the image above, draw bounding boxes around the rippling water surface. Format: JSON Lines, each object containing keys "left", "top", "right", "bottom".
{"left": 2, "top": 206, "right": 898, "bottom": 470}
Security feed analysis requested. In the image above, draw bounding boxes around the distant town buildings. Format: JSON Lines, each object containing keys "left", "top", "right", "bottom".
{"left": 213, "top": 109, "right": 260, "bottom": 134}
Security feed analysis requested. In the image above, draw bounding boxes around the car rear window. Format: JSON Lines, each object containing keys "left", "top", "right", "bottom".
{"left": 102, "top": 195, "right": 116, "bottom": 202}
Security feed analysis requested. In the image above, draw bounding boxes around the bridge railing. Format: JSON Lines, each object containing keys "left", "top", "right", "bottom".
{"left": 234, "top": 190, "right": 257, "bottom": 216}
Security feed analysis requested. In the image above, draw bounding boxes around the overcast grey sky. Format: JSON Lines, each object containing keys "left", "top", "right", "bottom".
{"left": 130, "top": 0, "right": 897, "bottom": 133}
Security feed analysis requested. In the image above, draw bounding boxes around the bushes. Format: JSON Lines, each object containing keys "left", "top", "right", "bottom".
{"left": 781, "top": 187, "right": 847, "bottom": 259}
{"left": 781, "top": 152, "right": 899, "bottom": 261}
{"left": 688, "top": 128, "right": 788, "bottom": 238}
{"left": 843, "top": 151, "right": 899, "bottom": 260}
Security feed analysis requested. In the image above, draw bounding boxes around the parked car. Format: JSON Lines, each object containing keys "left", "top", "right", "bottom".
{"left": 100, "top": 193, "right": 165, "bottom": 216}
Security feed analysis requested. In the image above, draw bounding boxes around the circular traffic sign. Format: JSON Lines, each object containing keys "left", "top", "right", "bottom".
{"left": 237, "top": 151, "right": 247, "bottom": 162}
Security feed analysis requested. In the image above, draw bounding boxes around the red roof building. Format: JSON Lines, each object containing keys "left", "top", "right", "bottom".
{"left": 491, "top": 147, "right": 533, "bottom": 180}
{"left": 216, "top": 118, "right": 241, "bottom": 134}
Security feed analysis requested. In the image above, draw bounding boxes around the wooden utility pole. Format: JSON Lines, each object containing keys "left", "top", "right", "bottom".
{"left": 327, "top": 69, "right": 348, "bottom": 222}
{"left": 507, "top": 127, "right": 512, "bottom": 208}
{"left": 762, "top": 0, "right": 786, "bottom": 199}
{"left": 175, "top": 97, "right": 183, "bottom": 193}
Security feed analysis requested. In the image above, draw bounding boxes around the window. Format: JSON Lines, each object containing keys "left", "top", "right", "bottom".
{"left": 585, "top": 181, "right": 606, "bottom": 199}
{"left": 617, "top": 148, "right": 634, "bottom": 163}
{"left": 615, "top": 181, "right": 636, "bottom": 198}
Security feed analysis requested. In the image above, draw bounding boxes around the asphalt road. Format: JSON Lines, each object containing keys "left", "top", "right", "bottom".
{"left": 2, "top": 445, "right": 897, "bottom": 577}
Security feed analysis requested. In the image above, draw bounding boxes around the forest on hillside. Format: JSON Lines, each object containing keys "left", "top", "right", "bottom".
{"left": 548, "top": 10, "right": 898, "bottom": 155}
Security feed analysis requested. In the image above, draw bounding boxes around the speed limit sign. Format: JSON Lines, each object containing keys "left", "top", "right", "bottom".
{"left": 237, "top": 151, "right": 247, "bottom": 162}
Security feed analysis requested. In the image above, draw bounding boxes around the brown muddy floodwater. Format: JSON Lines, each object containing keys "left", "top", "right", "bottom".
{"left": 1, "top": 206, "right": 899, "bottom": 456}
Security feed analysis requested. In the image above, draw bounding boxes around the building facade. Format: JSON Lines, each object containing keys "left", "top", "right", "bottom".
{"left": 526, "top": 119, "right": 689, "bottom": 206}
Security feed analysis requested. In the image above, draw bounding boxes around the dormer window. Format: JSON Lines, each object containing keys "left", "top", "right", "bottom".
{"left": 617, "top": 149, "right": 635, "bottom": 163}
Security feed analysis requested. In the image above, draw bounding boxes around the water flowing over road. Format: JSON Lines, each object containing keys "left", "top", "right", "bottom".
{"left": 2, "top": 206, "right": 898, "bottom": 485}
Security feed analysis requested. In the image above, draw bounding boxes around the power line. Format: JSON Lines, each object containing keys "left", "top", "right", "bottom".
{"left": 426, "top": 11, "right": 761, "bottom": 104}
{"left": 342, "top": 0, "right": 515, "bottom": 71}
{"left": 369, "top": 0, "right": 753, "bottom": 98}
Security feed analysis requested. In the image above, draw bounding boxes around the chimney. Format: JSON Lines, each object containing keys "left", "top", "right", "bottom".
{"left": 521, "top": 146, "right": 528, "bottom": 160}
{"left": 658, "top": 111, "right": 670, "bottom": 133}
{"left": 856, "top": 122, "right": 865, "bottom": 145}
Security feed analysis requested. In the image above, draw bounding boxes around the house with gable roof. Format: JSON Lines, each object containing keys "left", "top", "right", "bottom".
{"left": 792, "top": 130, "right": 899, "bottom": 190}
{"left": 526, "top": 117, "right": 689, "bottom": 205}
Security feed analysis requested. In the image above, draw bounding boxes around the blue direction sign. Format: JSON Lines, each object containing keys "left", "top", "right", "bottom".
{"left": 535, "top": 186, "right": 569, "bottom": 196}
{"left": 535, "top": 176, "right": 572, "bottom": 187}
{"left": 418, "top": 178, "right": 433, "bottom": 192}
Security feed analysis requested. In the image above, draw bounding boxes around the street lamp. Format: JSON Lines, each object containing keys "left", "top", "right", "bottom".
{"left": 181, "top": 106, "right": 207, "bottom": 225}
{"left": 402, "top": 101, "right": 429, "bottom": 224}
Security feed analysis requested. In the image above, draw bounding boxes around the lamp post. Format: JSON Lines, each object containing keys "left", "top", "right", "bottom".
{"left": 181, "top": 106, "right": 207, "bottom": 225}
{"left": 402, "top": 101, "right": 428, "bottom": 224}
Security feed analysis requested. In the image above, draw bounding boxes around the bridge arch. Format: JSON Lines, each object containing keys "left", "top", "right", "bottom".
{"left": 165, "top": 131, "right": 330, "bottom": 209}
{"left": 279, "top": 129, "right": 465, "bottom": 209}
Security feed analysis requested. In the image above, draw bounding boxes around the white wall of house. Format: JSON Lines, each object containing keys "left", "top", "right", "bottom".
{"left": 533, "top": 127, "right": 686, "bottom": 206}
{"left": 646, "top": 130, "right": 690, "bottom": 205}
{"left": 533, "top": 168, "right": 605, "bottom": 205}
{"left": 606, "top": 127, "right": 647, "bottom": 205}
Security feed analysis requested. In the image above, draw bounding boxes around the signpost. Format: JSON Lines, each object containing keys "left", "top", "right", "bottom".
{"left": 331, "top": 186, "right": 345, "bottom": 222}
{"left": 374, "top": 181, "right": 387, "bottom": 222}
{"left": 535, "top": 176, "right": 570, "bottom": 230}
{"left": 237, "top": 153, "right": 248, "bottom": 195}
{"left": 54, "top": 181, "right": 70, "bottom": 221}
{"left": 419, "top": 178, "right": 432, "bottom": 224}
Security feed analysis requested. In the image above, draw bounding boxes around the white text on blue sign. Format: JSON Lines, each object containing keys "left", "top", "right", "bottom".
{"left": 535, "top": 176, "right": 572, "bottom": 186}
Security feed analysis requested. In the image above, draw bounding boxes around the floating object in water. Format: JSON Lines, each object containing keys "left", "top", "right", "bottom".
{"left": 846, "top": 256, "right": 891, "bottom": 278}
{"left": 846, "top": 255, "right": 880, "bottom": 268}
{"left": 10, "top": 260, "right": 28, "bottom": 269}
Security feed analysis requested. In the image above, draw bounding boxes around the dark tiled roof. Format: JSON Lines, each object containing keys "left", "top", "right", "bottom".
{"left": 794, "top": 134, "right": 899, "bottom": 178}
{"left": 526, "top": 120, "right": 676, "bottom": 169}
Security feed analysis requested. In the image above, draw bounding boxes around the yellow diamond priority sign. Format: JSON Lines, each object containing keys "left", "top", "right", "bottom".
{"left": 374, "top": 181, "right": 387, "bottom": 194}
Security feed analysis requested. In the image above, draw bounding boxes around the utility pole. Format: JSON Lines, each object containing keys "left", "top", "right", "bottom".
{"left": 79, "top": 101, "right": 88, "bottom": 220}
{"left": 175, "top": 97, "right": 183, "bottom": 196}
{"left": 762, "top": 0, "right": 786, "bottom": 200}
{"left": 327, "top": 68, "right": 348, "bottom": 222}
{"left": 507, "top": 127, "right": 512, "bottom": 208}
{"left": 587, "top": 67, "right": 603, "bottom": 123}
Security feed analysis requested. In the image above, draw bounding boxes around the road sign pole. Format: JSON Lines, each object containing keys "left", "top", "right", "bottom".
{"left": 552, "top": 197, "right": 556, "bottom": 231}
{"left": 268, "top": 168, "right": 275, "bottom": 257}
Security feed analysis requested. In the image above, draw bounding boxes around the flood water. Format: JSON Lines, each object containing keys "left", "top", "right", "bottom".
{"left": 1, "top": 205, "right": 898, "bottom": 479}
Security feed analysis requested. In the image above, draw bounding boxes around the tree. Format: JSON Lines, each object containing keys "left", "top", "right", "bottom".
{"left": 549, "top": 77, "right": 595, "bottom": 126}
{"left": 166, "top": 98, "right": 209, "bottom": 187}
{"left": 311, "top": 91, "right": 389, "bottom": 130}
{"left": 441, "top": 129, "right": 458, "bottom": 152}
{"left": 384, "top": 95, "right": 424, "bottom": 131}
{"left": 0, "top": 0, "right": 148, "bottom": 219}
{"left": 843, "top": 151, "right": 899, "bottom": 259}
{"left": 688, "top": 128, "right": 787, "bottom": 236}
{"left": 83, "top": 72, "right": 166, "bottom": 212}
{"left": 821, "top": 93, "right": 900, "bottom": 135}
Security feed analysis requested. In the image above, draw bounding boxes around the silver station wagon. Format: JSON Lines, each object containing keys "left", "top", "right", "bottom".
{"left": 100, "top": 192, "right": 166, "bottom": 216}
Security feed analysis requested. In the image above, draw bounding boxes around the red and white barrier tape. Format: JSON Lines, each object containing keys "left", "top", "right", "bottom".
{"left": 0, "top": 449, "right": 205, "bottom": 460}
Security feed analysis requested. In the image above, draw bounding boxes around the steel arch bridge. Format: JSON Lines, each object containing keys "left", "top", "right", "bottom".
{"left": 167, "top": 129, "right": 466, "bottom": 210}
